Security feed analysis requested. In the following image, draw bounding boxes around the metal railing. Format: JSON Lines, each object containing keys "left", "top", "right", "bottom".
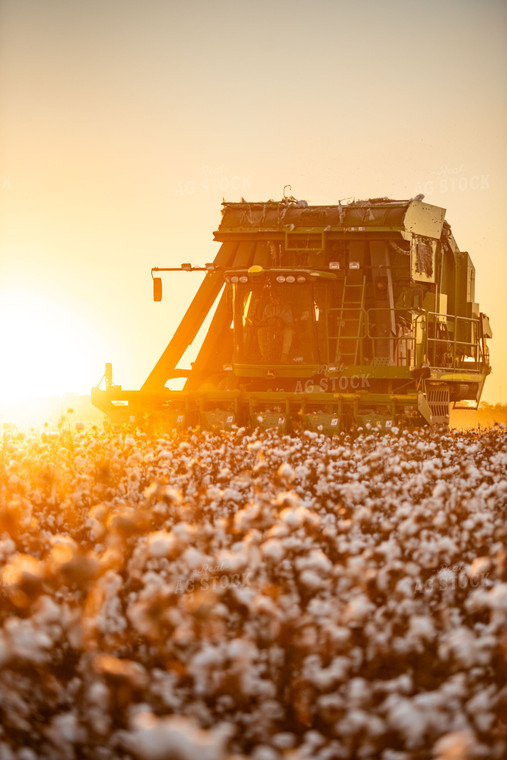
{"left": 323, "top": 307, "right": 486, "bottom": 370}
{"left": 424, "top": 311, "right": 485, "bottom": 371}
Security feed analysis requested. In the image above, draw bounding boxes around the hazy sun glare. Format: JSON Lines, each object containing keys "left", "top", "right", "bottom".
{"left": 0, "top": 289, "right": 107, "bottom": 403}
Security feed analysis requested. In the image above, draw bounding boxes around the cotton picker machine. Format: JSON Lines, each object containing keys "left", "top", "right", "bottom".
{"left": 92, "top": 194, "right": 492, "bottom": 432}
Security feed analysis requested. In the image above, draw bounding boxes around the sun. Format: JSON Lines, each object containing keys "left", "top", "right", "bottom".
{"left": 0, "top": 288, "right": 106, "bottom": 407}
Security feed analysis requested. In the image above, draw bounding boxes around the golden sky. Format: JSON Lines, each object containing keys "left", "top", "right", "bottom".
{"left": 1, "top": 0, "right": 506, "bottom": 405}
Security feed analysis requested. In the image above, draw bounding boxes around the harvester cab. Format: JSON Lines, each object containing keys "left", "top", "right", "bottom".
{"left": 229, "top": 268, "right": 327, "bottom": 372}
{"left": 92, "top": 195, "right": 492, "bottom": 432}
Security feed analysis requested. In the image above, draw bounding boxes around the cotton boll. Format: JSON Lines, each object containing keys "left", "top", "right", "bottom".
{"left": 408, "top": 615, "right": 436, "bottom": 642}
{"left": 296, "top": 550, "right": 333, "bottom": 577}
{"left": 354, "top": 506, "right": 372, "bottom": 526}
{"left": 336, "top": 708, "right": 371, "bottom": 738}
{"left": 279, "top": 505, "right": 306, "bottom": 527}
{"left": 277, "top": 493, "right": 301, "bottom": 511}
{"left": 398, "top": 517, "right": 420, "bottom": 538}
{"left": 432, "top": 481, "right": 448, "bottom": 500}
{"left": 181, "top": 546, "right": 209, "bottom": 571}
{"left": 222, "top": 487, "right": 244, "bottom": 503}
{"left": 346, "top": 677, "right": 371, "bottom": 708}
{"left": 299, "top": 569, "right": 326, "bottom": 591}
{"left": 466, "top": 688, "right": 497, "bottom": 733}
{"left": 16, "top": 749, "right": 38, "bottom": 760}
{"left": 172, "top": 522, "right": 197, "bottom": 544}
{"left": 44, "top": 710, "right": 86, "bottom": 753}
{"left": 302, "top": 654, "right": 350, "bottom": 690}
{"left": 214, "top": 546, "right": 249, "bottom": 572}
{"left": 251, "top": 745, "right": 281, "bottom": 760}
{"left": 379, "top": 749, "right": 411, "bottom": 760}
{"left": 0, "top": 743, "right": 16, "bottom": 760}
{"left": 342, "top": 595, "right": 374, "bottom": 626}
{"left": 261, "top": 538, "right": 285, "bottom": 563}
{"left": 272, "top": 732, "right": 296, "bottom": 749}
{"left": 384, "top": 695, "right": 428, "bottom": 749}
{"left": 233, "top": 586, "right": 256, "bottom": 607}
{"left": 234, "top": 503, "right": 261, "bottom": 531}
{"left": 432, "top": 729, "right": 476, "bottom": 760}
{"left": 439, "top": 627, "right": 479, "bottom": 668}
{"left": 487, "top": 583, "right": 507, "bottom": 613}
{"left": 228, "top": 637, "right": 258, "bottom": 662}
{"left": 87, "top": 516, "right": 106, "bottom": 541}
{"left": 124, "top": 713, "right": 232, "bottom": 760}
{"left": 3, "top": 616, "right": 53, "bottom": 664}
{"left": 0, "top": 536, "right": 16, "bottom": 563}
{"left": 188, "top": 644, "right": 225, "bottom": 697}
{"left": 206, "top": 485, "right": 222, "bottom": 501}
{"left": 464, "top": 587, "right": 490, "bottom": 615}
{"left": 83, "top": 570, "right": 128, "bottom": 643}
{"left": 341, "top": 482, "right": 369, "bottom": 504}
{"left": 278, "top": 463, "right": 296, "bottom": 483}
{"left": 394, "top": 576, "right": 414, "bottom": 598}
{"left": 466, "top": 556, "right": 491, "bottom": 581}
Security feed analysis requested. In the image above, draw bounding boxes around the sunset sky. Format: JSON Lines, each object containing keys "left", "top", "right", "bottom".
{"left": 1, "top": 0, "right": 506, "bottom": 411}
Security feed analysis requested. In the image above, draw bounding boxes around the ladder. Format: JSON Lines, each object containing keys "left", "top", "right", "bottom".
{"left": 334, "top": 275, "right": 366, "bottom": 365}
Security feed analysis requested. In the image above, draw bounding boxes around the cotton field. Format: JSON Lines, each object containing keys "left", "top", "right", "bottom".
{"left": 0, "top": 423, "right": 506, "bottom": 760}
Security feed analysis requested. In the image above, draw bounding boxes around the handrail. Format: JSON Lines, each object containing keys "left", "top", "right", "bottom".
{"left": 425, "top": 311, "right": 484, "bottom": 370}
{"left": 324, "top": 307, "right": 486, "bottom": 370}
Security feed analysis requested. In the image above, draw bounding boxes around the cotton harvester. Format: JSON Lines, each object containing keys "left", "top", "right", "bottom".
{"left": 92, "top": 194, "right": 492, "bottom": 432}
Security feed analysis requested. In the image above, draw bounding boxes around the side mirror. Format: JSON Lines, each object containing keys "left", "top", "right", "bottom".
{"left": 153, "top": 277, "right": 162, "bottom": 302}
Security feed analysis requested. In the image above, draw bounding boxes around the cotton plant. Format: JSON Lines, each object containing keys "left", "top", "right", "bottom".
{"left": 0, "top": 424, "right": 505, "bottom": 758}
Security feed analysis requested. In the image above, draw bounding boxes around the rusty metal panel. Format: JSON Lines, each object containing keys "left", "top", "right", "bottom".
{"left": 218, "top": 200, "right": 410, "bottom": 233}
{"left": 403, "top": 200, "right": 446, "bottom": 239}
{"left": 410, "top": 237, "right": 437, "bottom": 283}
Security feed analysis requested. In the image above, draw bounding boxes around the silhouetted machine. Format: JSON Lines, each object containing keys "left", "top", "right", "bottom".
{"left": 92, "top": 195, "right": 492, "bottom": 431}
